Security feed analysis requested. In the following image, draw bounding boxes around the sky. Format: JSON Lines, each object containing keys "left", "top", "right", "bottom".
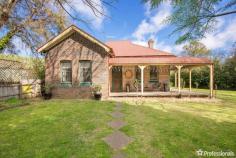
{"left": 10, "top": 0, "right": 236, "bottom": 56}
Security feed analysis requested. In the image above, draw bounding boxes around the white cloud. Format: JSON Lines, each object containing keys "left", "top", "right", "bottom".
{"left": 65, "top": 0, "right": 107, "bottom": 29}
{"left": 132, "top": 40, "right": 147, "bottom": 47}
{"left": 144, "top": 1, "right": 152, "bottom": 16}
{"left": 132, "top": 6, "right": 236, "bottom": 55}
{"left": 201, "top": 19, "right": 236, "bottom": 50}
{"left": 159, "top": 42, "right": 184, "bottom": 55}
{"left": 132, "top": 1, "right": 183, "bottom": 56}
{"left": 131, "top": 2, "right": 182, "bottom": 54}
{"left": 132, "top": 2, "right": 171, "bottom": 41}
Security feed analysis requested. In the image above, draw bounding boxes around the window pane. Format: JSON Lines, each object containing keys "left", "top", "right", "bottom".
{"left": 150, "top": 66, "right": 158, "bottom": 81}
{"left": 60, "top": 61, "right": 72, "bottom": 83}
{"left": 79, "top": 61, "right": 92, "bottom": 84}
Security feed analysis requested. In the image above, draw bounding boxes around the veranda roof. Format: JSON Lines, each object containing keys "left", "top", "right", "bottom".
{"left": 109, "top": 56, "right": 213, "bottom": 65}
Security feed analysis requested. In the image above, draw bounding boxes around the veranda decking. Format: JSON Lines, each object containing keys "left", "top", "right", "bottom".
{"left": 109, "top": 89, "right": 209, "bottom": 97}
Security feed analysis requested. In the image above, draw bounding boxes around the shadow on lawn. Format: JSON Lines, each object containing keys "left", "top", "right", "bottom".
{"left": 119, "top": 101, "right": 236, "bottom": 158}
{"left": 109, "top": 97, "right": 236, "bottom": 123}
{"left": 0, "top": 97, "right": 30, "bottom": 112}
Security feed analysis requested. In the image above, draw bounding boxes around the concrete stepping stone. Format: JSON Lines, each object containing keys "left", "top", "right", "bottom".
{"left": 103, "top": 131, "right": 133, "bottom": 150}
{"left": 108, "top": 120, "right": 126, "bottom": 130}
{"left": 112, "top": 152, "right": 126, "bottom": 158}
{"left": 116, "top": 102, "right": 122, "bottom": 108}
{"left": 110, "top": 111, "right": 124, "bottom": 118}
{"left": 114, "top": 105, "right": 122, "bottom": 111}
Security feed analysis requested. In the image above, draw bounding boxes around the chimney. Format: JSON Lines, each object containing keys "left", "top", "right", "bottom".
{"left": 148, "top": 39, "right": 154, "bottom": 49}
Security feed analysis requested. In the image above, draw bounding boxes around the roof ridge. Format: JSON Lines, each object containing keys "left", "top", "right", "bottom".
{"left": 130, "top": 42, "right": 173, "bottom": 55}
{"left": 106, "top": 40, "right": 174, "bottom": 56}
{"left": 106, "top": 40, "right": 131, "bottom": 43}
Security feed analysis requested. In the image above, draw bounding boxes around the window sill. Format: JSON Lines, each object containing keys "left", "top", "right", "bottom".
{"left": 60, "top": 82, "right": 72, "bottom": 88}
{"left": 79, "top": 82, "right": 92, "bottom": 87}
{"left": 149, "top": 80, "right": 158, "bottom": 83}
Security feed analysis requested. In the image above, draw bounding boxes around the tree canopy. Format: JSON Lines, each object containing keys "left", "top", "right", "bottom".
{"left": 0, "top": 0, "right": 67, "bottom": 53}
{"left": 143, "top": 0, "right": 236, "bottom": 44}
{"left": 0, "top": 0, "right": 113, "bottom": 53}
{"left": 182, "top": 41, "right": 210, "bottom": 57}
{"left": 170, "top": 45, "right": 236, "bottom": 90}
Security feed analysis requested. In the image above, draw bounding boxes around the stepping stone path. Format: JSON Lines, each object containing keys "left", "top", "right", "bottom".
{"left": 103, "top": 102, "right": 133, "bottom": 158}
{"left": 108, "top": 120, "right": 126, "bottom": 130}
{"left": 110, "top": 111, "right": 125, "bottom": 119}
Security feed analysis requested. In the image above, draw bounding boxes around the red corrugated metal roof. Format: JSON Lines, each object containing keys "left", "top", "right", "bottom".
{"left": 106, "top": 41, "right": 175, "bottom": 57}
{"left": 109, "top": 56, "right": 212, "bottom": 65}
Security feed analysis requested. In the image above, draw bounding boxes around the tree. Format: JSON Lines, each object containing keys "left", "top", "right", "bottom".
{"left": 173, "top": 40, "right": 211, "bottom": 89}
{"left": 31, "top": 58, "right": 45, "bottom": 80}
{"left": 0, "top": 0, "right": 67, "bottom": 53}
{"left": 143, "top": 0, "right": 236, "bottom": 44}
{"left": 0, "top": 0, "right": 114, "bottom": 53}
{"left": 223, "top": 47, "right": 236, "bottom": 89}
{"left": 182, "top": 41, "right": 210, "bottom": 57}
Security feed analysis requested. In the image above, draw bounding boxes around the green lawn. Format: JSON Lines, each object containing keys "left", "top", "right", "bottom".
{"left": 0, "top": 90, "right": 236, "bottom": 158}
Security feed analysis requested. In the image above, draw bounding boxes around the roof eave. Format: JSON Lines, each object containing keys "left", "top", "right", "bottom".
{"left": 37, "top": 25, "right": 114, "bottom": 56}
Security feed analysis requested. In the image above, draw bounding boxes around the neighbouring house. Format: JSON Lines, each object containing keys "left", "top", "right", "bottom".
{"left": 37, "top": 25, "right": 214, "bottom": 99}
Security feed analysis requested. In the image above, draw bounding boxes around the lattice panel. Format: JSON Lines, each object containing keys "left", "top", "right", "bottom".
{"left": 0, "top": 59, "right": 28, "bottom": 83}
{"left": 0, "top": 69, "right": 22, "bottom": 83}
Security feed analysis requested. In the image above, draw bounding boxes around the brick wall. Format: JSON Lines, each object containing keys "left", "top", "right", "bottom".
{"left": 45, "top": 32, "right": 109, "bottom": 99}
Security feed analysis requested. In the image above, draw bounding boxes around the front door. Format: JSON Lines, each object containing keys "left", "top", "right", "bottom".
{"left": 112, "top": 66, "right": 122, "bottom": 92}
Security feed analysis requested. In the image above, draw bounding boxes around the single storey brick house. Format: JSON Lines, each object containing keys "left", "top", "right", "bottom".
{"left": 38, "top": 25, "right": 214, "bottom": 99}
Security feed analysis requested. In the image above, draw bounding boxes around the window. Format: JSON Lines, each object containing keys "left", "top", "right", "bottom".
{"left": 150, "top": 66, "right": 158, "bottom": 82}
{"left": 135, "top": 66, "right": 141, "bottom": 81}
{"left": 79, "top": 60, "right": 92, "bottom": 86}
{"left": 60, "top": 60, "right": 72, "bottom": 83}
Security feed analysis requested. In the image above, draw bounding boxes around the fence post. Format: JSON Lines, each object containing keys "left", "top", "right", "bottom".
{"left": 18, "top": 83, "right": 22, "bottom": 99}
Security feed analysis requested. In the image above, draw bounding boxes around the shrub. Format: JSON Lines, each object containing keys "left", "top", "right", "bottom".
{"left": 92, "top": 84, "right": 102, "bottom": 93}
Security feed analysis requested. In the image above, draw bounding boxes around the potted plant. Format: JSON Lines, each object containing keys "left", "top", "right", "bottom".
{"left": 42, "top": 83, "right": 53, "bottom": 100}
{"left": 92, "top": 84, "right": 102, "bottom": 100}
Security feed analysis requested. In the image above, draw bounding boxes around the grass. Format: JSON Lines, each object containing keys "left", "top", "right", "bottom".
{"left": 192, "top": 88, "right": 236, "bottom": 103}
{"left": 0, "top": 97, "right": 29, "bottom": 111}
{"left": 0, "top": 91, "right": 236, "bottom": 158}
{"left": 0, "top": 100, "right": 114, "bottom": 158}
{"left": 119, "top": 97, "right": 236, "bottom": 157}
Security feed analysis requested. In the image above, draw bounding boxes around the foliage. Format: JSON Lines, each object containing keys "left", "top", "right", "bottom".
{"left": 0, "top": 30, "right": 15, "bottom": 51}
{"left": 218, "top": 52, "right": 236, "bottom": 89}
{"left": 170, "top": 52, "right": 236, "bottom": 90}
{"left": 43, "top": 83, "right": 54, "bottom": 94}
{"left": 0, "top": 0, "right": 67, "bottom": 53}
{"left": 92, "top": 84, "right": 102, "bottom": 93}
{"left": 0, "top": 54, "right": 28, "bottom": 62}
{"left": 0, "top": 0, "right": 114, "bottom": 54}
{"left": 133, "top": 79, "right": 140, "bottom": 91}
{"left": 170, "top": 42, "right": 236, "bottom": 90}
{"left": 31, "top": 58, "right": 45, "bottom": 80}
{"left": 0, "top": 97, "right": 28, "bottom": 110}
{"left": 0, "top": 54, "right": 45, "bottom": 80}
{"left": 143, "top": 0, "right": 236, "bottom": 43}
{"left": 182, "top": 41, "right": 210, "bottom": 57}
